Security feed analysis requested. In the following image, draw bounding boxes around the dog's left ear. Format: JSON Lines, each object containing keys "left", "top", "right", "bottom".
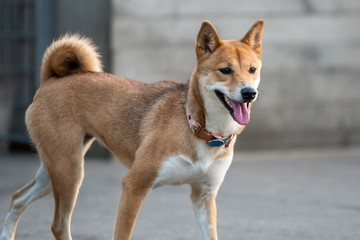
{"left": 196, "top": 21, "right": 221, "bottom": 59}
{"left": 241, "top": 19, "right": 264, "bottom": 57}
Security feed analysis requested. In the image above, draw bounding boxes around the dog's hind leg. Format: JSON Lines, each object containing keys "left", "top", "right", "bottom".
{"left": 44, "top": 140, "right": 85, "bottom": 240}
{"left": 0, "top": 163, "right": 52, "bottom": 240}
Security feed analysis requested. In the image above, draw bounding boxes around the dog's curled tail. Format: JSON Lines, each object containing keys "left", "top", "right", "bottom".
{"left": 40, "top": 34, "right": 102, "bottom": 85}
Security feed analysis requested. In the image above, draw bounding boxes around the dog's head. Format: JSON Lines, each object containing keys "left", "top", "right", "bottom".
{"left": 195, "top": 20, "right": 264, "bottom": 127}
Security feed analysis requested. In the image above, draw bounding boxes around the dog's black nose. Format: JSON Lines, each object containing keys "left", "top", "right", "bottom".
{"left": 241, "top": 87, "right": 257, "bottom": 102}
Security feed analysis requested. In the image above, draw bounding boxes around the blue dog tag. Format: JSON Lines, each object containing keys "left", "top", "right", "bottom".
{"left": 208, "top": 139, "right": 225, "bottom": 147}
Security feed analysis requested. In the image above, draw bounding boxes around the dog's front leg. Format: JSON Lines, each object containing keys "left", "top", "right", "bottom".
{"left": 113, "top": 170, "right": 153, "bottom": 240}
{"left": 190, "top": 184, "right": 219, "bottom": 240}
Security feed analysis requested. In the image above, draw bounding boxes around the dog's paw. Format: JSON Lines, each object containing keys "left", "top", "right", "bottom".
{"left": 0, "top": 232, "right": 14, "bottom": 240}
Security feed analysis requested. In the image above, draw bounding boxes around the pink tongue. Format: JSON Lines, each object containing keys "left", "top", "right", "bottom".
{"left": 229, "top": 100, "right": 250, "bottom": 125}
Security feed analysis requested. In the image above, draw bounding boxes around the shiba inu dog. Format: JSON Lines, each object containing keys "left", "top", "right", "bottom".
{"left": 0, "top": 19, "right": 264, "bottom": 240}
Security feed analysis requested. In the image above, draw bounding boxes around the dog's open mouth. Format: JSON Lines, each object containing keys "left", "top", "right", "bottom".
{"left": 215, "top": 90, "right": 250, "bottom": 125}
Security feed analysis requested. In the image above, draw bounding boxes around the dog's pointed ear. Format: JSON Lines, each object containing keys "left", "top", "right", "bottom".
{"left": 241, "top": 19, "right": 264, "bottom": 57}
{"left": 196, "top": 21, "right": 221, "bottom": 58}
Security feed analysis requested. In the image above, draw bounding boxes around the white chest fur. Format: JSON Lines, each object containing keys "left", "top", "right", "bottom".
{"left": 152, "top": 144, "right": 233, "bottom": 193}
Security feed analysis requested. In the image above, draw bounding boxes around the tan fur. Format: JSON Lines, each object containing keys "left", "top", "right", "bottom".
{"left": 190, "top": 187, "right": 218, "bottom": 240}
{"left": 40, "top": 34, "right": 102, "bottom": 84}
{"left": 0, "top": 20, "right": 264, "bottom": 240}
{"left": 8, "top": 180, "right": 36, "bottom": 211}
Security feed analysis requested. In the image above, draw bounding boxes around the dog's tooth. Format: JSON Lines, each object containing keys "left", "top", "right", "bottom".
{"left": 225, "top": 96, "right": 230, "bottom": 105}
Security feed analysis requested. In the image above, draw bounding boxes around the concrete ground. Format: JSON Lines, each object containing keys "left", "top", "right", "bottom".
{"left": 0, "top": 147, "right": 359, "bottom": 240}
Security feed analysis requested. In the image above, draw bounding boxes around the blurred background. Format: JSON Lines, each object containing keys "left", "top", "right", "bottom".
{"left": 0, "top": 0, "right": 360, "bottom": 156}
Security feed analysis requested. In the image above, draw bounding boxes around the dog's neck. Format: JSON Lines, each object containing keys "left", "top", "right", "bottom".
{"left": 186, "top": 68, "right": 243, "bottom": 137}
{"left": 186, "top": 69, "right": 206, "bottom": 127}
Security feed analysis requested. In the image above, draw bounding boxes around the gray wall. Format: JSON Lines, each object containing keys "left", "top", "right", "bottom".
{"left": 56, "top": 0, "right": 111, "bottom": 73}
{"left": 111, "top": 0, "right": 360, "bottom": 150}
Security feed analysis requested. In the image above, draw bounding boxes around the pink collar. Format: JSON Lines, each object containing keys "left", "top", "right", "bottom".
{"left": 186, "top": 107, "right": 234, "bottom": 148}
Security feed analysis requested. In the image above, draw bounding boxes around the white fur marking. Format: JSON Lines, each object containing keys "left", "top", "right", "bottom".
{"left": 153, "top": 143, "right": 233, "bottom": 194}
{"left": 153, "top": 154, "right": 205, "bottom": 188}
{"left": 152, "top": 142, "right": 233, "bottom": 240}
{"left": 0, "top": 165, "right": 52, "bottom": 240}
{"left": 194, "top": 204, "right": 211, "bottom": 240}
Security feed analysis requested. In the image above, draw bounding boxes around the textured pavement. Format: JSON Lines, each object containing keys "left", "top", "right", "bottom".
{"left": 0, "top": 147, "right": 360, "bottom": 240}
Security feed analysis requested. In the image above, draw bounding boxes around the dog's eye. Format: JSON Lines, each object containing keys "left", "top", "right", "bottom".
{"left": 219, "top": 67, "right": 233, "bottom": 75}
{"left": 249, "top": 67, "right": 256, "bottom": 74}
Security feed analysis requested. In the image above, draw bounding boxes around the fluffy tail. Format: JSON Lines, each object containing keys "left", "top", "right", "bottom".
{"left": 40, "top": 34, "right": 102, "bottom": 85}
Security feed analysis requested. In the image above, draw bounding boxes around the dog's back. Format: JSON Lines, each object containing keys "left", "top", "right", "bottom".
{"left": 26, "top": 34, "right": 188, "bottom": 167}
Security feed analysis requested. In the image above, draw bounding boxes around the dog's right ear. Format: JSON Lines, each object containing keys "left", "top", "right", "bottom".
{"left": 196, "top": 21, "right": 221, "bottom": 59}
